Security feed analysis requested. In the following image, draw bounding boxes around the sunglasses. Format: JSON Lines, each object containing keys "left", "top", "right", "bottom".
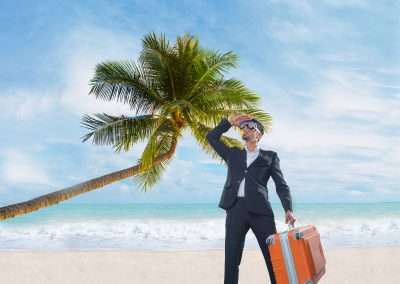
{"left": 239, "top": 120, "right": 261, "bottom": 133}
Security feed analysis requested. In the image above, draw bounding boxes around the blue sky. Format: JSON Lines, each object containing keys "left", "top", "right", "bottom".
{"left": 0, "top": 0, "right": 399, "bottom": 206}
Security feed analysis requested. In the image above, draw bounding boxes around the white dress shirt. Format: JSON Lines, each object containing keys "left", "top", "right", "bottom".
{"left": 237, "top": 144, "right": 260, "bottom": 197}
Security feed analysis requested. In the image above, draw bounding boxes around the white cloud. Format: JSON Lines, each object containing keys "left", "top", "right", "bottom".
{"left": 314, "top": 69, "right": 400, "bottom": 126}
{"left": 375, "top": 67, "right": 400, "bottom": 76}
{"left": 159, "top": 153, "right": 226, "bottom": 195}
{"left": 268, "top": 24, "right": 399, "bottom": 200}
{"left": 268, "top": 0, "right": 313, "bottom": 16}
{"left": 198, "top": 158, "right": 221, "bottom": 165}
{"left": 0, "top": 89, "right": 58, "bottom": 121}
{"left": 233, "top": 63, "right": 400, "bottom": 200}
{"left": 268, "top": 20, "right": 313, "bottom": 43}
{"left": 348, "top": 189, "right": 366, "bottom": 196}
{"left": 269, "top": 0, "right": 369, "bottom": 13}
{"left": 84, "top": 141, "right": 146, "bottom": 174}
{"left": 58, "top": 25, "right": 142, "bottom": 117}
{"left": 317, "top": 52, "right": 364, "bottom": 63}
{"left": 1, "top": 149, "right": 52, "bottom": 186}
{"left": 1, "top": 26, "right": 144, "bottom": 122}
{"left": 322, "top": 0, "right": 369, "bottom": 8}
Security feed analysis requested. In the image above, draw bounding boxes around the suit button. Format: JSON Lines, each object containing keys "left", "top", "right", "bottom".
{"left": 244, "top": 170, "right": 248, "bottom": 173}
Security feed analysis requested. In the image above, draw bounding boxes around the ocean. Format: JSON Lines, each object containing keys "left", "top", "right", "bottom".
{"left": 0, "top": 202, "right": 399, "bottom": 251}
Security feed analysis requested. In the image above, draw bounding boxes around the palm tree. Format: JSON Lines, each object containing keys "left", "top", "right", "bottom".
{"left": 0, "top": 32, "right": 272, "bottom": 221}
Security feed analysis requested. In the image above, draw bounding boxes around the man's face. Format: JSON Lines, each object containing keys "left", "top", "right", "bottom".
{"left": 241, "top": 126, "right": 261, "bottom": 142}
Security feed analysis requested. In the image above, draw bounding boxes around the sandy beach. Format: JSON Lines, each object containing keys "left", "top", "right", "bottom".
{"left": 0, "top": 246, "right": 398, "bottom": 284}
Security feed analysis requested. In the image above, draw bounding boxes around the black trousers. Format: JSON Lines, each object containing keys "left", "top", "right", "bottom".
{"left": 224, "top": 197, "right": 277, "bottom": 284}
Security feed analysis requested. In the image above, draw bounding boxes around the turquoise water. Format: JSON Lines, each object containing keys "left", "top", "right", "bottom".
{"left": 1, "top": 202, "right": 399, "bottom": 251}
{"left": 2, "top": 202, "right": 399, "bottom": 223}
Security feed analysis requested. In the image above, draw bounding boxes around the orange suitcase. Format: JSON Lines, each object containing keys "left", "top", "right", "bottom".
{"left": 266, "top": 224, "right": 326, "bottom": 284}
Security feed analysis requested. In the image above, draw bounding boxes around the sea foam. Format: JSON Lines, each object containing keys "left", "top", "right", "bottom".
{"left": 1, "top": 216, "right": 399, "bottom": 251}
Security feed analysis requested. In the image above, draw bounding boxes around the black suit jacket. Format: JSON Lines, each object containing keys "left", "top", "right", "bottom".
{"left": 206, "top": 118, "right": 293, "bottom": 216}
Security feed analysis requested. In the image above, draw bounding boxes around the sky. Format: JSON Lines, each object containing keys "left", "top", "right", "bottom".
{"left": 0, "top": 0, "right": 399, "bottom": 206}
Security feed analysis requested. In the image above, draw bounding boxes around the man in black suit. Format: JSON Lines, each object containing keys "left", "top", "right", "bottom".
{"left": 206, "top": 114, "right": 296, "bottom": 284}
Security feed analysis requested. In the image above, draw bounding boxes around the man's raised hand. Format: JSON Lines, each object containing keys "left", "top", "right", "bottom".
{"left": 228, "top": 114, "right": 253, "bottom": 127}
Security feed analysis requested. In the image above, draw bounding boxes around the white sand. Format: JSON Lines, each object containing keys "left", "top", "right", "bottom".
{"left": 0, "top": 246, "right": 399, "bottom": 284}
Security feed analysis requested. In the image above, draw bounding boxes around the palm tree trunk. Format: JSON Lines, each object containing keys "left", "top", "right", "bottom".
{"left": 0, "top": 141, "right": 177, "bottom": 221}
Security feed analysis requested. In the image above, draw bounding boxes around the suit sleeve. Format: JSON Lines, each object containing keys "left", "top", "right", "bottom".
{"left": 271, "top": 152, "right": 293, "bottom": 213}
{"left": 206, "top": 118, "right": 232, "bottom": 162}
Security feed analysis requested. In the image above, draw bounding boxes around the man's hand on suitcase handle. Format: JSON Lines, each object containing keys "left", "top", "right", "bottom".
{"left": 285, "top": 210, "right": 297, "bottom": 226}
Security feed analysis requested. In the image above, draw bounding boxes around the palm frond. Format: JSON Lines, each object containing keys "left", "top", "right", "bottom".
{"left": 173, "top": 34, "right": 201, "bottom": 98}
{"left": 89, "top": 60, "right": 162, "bottom": 115}
{"left": 80, "top": 113, "right": 162, "bottom": 152}
{"left": 133, "top": 157, "right": 172, "bottom": 193}
{"left": 186, "top": 51, "right": 238, "bottom": 101}
{"left": 134, "top": 120, "right": 179, "bottom": 192}
{"left": 139, "top": 33, "right": 177, "bottom": 101}
{"left": 176, "top": 33, "right": 199, "bottom": 61}
{"left": 190, "top": 79, "right": 260, "bottom": 111}
{"left": 138, "top": 118, "right": 178, "bottom": 170}
{"left": 142, "top": 32, "right": 172, "bottom": 58}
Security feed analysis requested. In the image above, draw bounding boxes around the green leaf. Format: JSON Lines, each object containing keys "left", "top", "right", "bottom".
{"left": 89, "top": 60, "right": 163, "bottom": 115}
{"left": 80, "top": 113, "right": 162, "bottom": 153}
{"left": 134, "top": 127, "right": 178, "bottom": 192}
